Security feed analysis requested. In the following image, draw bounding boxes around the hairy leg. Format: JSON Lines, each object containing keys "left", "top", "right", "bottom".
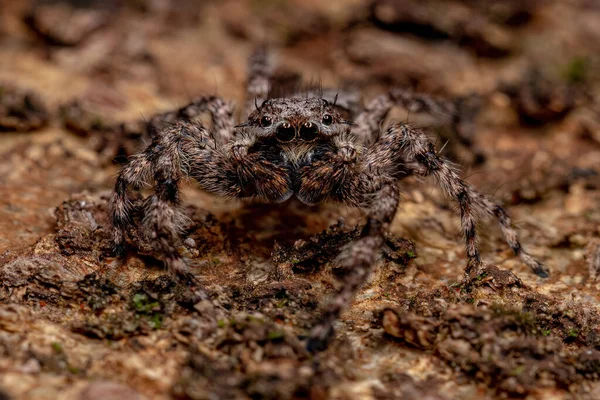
{"left": 110, "top": 122, "right": 292, "bottom": 280}
{"left": 371, "top": 122, "right": 548, "bottom": 276}
{"left": 469, "top": 190, "right": 548, "bottom": 277}
{"left": 307, "top": 184, "right": 400, "bottom": 352}
{"left": 110, "top": 153, "right": 153, "bottom": 255}
{"left": 389, "top": 89, "right": 482, "bottom": 154}
{"left": 244, "top": 46, "right": 272, "bottom": 118}
{"left": 147, "top": 96, "right": 235, "bottom": 144}
{"left": 452, "top": 93, "right": 481, "bottom": 152}
{"left": 106, "top": 95, "right": 236, "bottom": 162}
{"left": 294, "top": 130, "right": 404, "bottom": 351}
{"left": 352, "top": 89, "right": 481, "bottom": 159}
{"left": 109, "top": 122, "right": 211, "bottom": 282}
{"left": 352, "top": 94, "right": 394, "bottom": 146}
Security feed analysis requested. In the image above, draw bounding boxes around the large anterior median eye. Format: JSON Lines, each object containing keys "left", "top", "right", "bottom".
{"left": 260, "top": 116, "right": 272, "bottom": 127}
{"left": 276, "top": 122, "right": 295, "bottom": 142}
{"left": 299, "top": 122, "right": 318, "bottom": 141}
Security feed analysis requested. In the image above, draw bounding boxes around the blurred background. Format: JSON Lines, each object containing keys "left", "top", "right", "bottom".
{"left": 2, "top": 0, "right": 599, "bottom": 262}
{"left": 1, "top": 1, "right": 600, "bottom": 399}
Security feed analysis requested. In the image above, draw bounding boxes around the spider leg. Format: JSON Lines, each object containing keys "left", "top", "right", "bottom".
{"left": 353, "top": 89, "right": 481, "bottom": 160}
{"left": 189, "top": 133, "right": 292, "bottom": 202}
{"left": 298, "top": 130, "right": 403, "bottom": 351}
{"left": 306, "top": 121, "right": 546, "bottom": 351}
{"left": 110, "top": 95, "right": 235, "bottom": 162}
{"left": 389, "top": 89, "right": 483, "bottom": 158}
{"left": 141, "top": 159, "right": 193, "bottom": 283}
{"left": 109, "top": 122, "right": 211, "bottom": 283}
{"left": 307, "top": 184, "right": 400, "bottom": 352}
{"left": 244, "top": 45, "right": 272, "bottom": 118}
{"left": 110, "top": 153, "right": 153, "bottom": 256}
{"left": 110, "top": 122, "right": 292, "bottom": 282}
{"left": 147, "top": 96, "right": 235, "bottom": 145}
{"left": 352, "top": 94, "right": 395, "bottom": 146}
{"left": 451, "top": 93, "right": 481, "bottom": 152}
{"left": 380, "top": 122, "right": 548, "bottom": 277}
{"left": 469, "top": 190, "right": 548, "bottom": 277}
{"left": 354, "top": 88, "right": 457, "bottom": 146}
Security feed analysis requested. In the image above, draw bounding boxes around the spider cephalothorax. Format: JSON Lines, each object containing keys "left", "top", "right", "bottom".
{"left": 237, "top": 97, "right": 360, "bottom": 205}
{"left": 243, "top": 97, "right": 349, "bottom": 141}
{"left": 109, "top": 47, "right": 548, "bottom": 352}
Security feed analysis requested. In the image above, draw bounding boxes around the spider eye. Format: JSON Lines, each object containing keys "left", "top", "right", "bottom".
{"left": 260, "top": 116, "right": 272, "bottom": 127}
{"left": 276, "top": 123, "right": 295, "bottom": 142}
{"left": 299, "top": 121, "right": 319, "bottom": 141}
{"left": 322, "top": 114, "right": 333, "bottom": 125}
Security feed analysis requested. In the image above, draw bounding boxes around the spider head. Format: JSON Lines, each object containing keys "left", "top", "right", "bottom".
{"left": 240, "top": 98, "right": 352, "bottom": 143}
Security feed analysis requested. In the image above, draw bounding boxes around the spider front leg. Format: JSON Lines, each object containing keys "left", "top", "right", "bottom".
{"left": 110, "top": 122, "right": 292, "bottom": 283}
{"left": 353, "top": 89, "right": 483, "bottom": 162}
{"left": 243, "top": 46, "right": 272, "bottom": 118}
{"left": 307, "top": 184, "right": 400, "bottom": 352}
{"left": 297, "top": 131, "right": 401, "bottom": 351}
{"left": 354, "top": 89, "right": 458, "bottom": 146}
{"left": 110, "top": 122, "right": 212, "bottom": 284}
{"left": 380, "top": 122, "right": 548, "bottom": 277}
{"left": 147, "top": 95, "right": 235, "bottom": 145}
{"left": 388, "top": 89, "right": 483, "bottom": 159}
{"left": 108, "top": 95, "right": 235, "bottom": 162}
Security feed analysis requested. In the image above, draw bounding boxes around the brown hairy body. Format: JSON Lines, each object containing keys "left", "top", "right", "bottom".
{"left": 109, "top": 47, "right": 547, "bottom": 352}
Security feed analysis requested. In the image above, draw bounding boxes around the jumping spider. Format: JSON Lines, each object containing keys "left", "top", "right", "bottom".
{"left": 109, "top": 48, "right": 548, "bottom": 352}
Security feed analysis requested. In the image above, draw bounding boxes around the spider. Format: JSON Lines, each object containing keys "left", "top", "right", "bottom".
{"left": 109, "top": 47, "right": 548, "bottom": 352}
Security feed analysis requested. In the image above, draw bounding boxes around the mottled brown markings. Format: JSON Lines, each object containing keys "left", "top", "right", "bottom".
{"left": 110, "top": 47, "right": 547, "bottom": 353}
